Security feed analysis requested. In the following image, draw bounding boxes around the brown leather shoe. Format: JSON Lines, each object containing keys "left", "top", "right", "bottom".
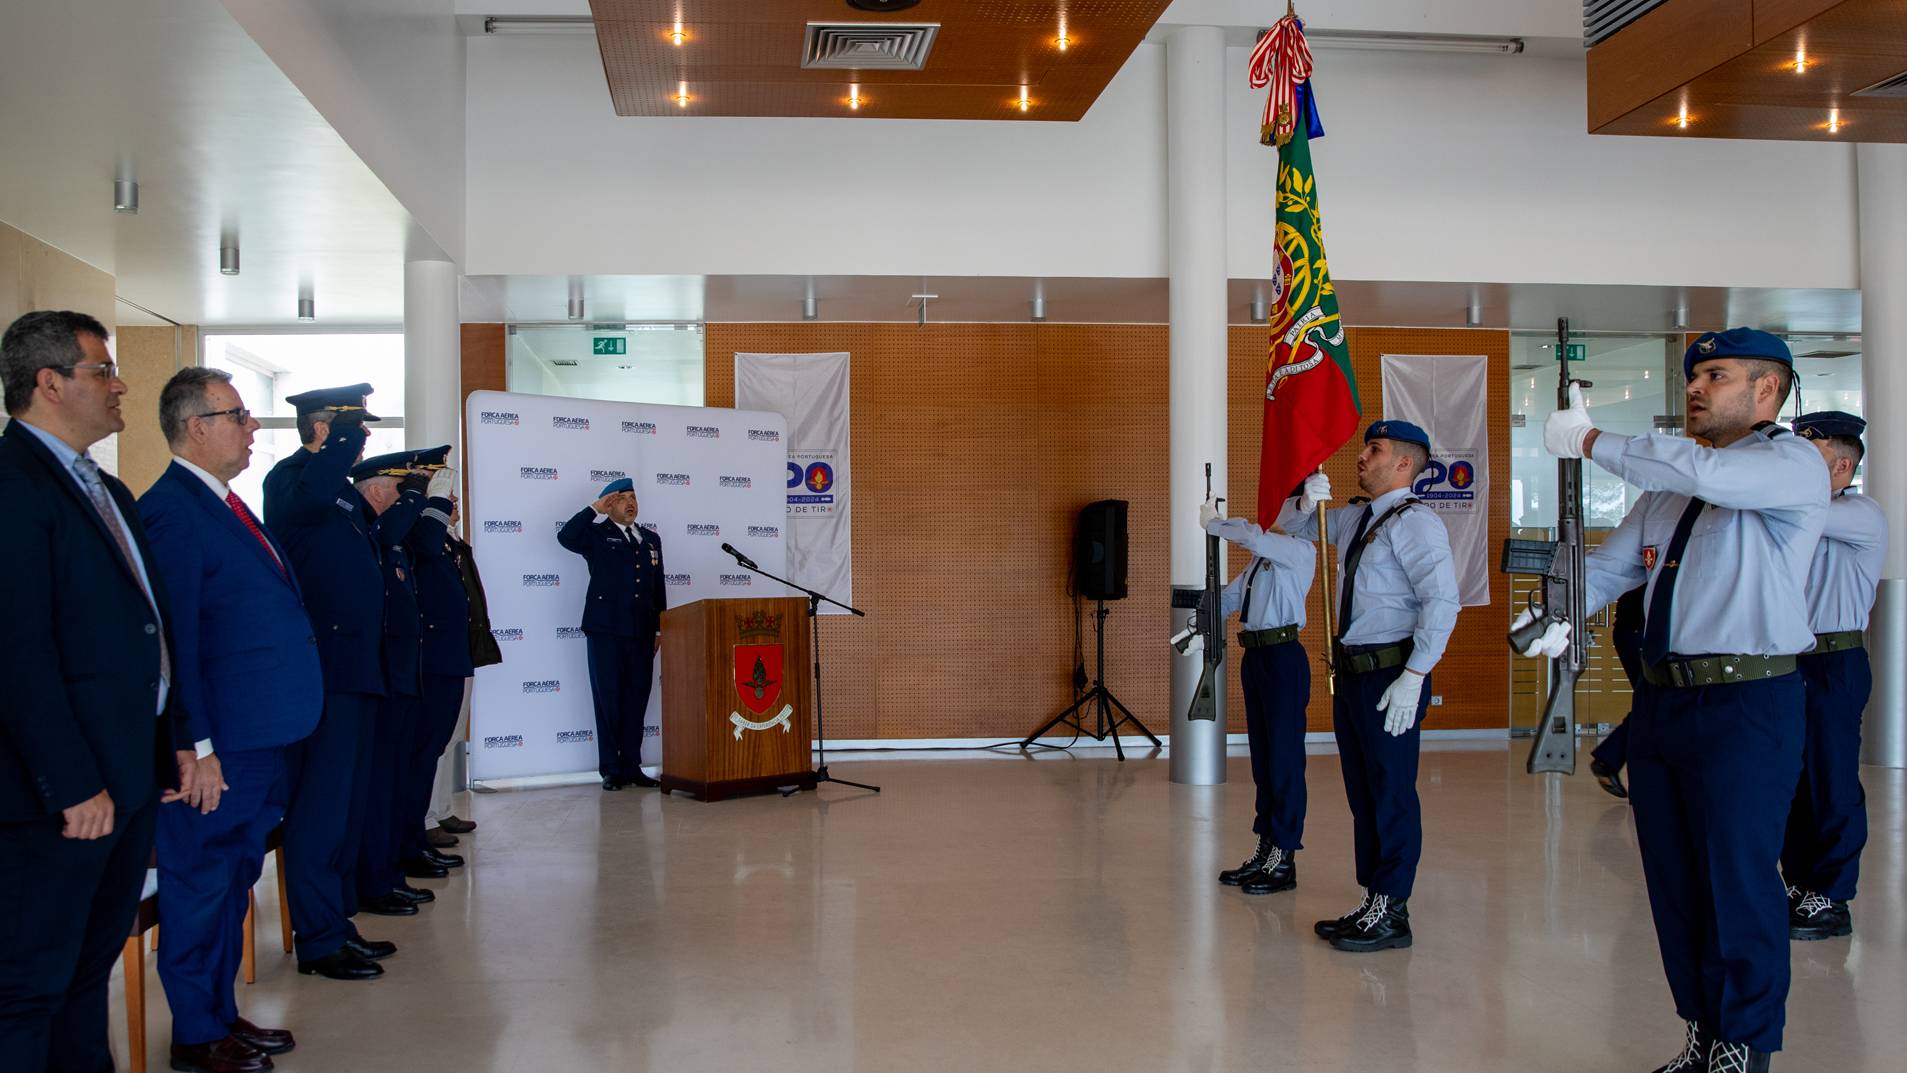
{"left": 169, "top": 1035, "right": 272, "bottom": 1072}
{"left": 228, "top": 1016, "right": 295, "bottom": 1055}
{"left": 438, "top": 815, "right": 476, "bottom": 834}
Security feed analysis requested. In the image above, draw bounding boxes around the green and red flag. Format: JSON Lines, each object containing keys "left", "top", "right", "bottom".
{"left": 1249, "top": 13, "right": 1361, "bottom": 520}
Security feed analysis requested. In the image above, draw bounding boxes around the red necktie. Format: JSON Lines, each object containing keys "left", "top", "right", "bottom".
{"left": 226, "top": 491, "right": 286, "bottom": 576}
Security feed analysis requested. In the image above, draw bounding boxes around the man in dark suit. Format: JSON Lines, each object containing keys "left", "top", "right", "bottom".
{"left": 558, "top": 478, "right": 667, "bottom": 790}
{"left": 139, "top": 367, "right": 325, "bottom": 1073}
{"left": 262, "top": 385, "right": 392, "bottom": 980}
{"left": 0, "top": 310, "right": 197, "bottom": 1072}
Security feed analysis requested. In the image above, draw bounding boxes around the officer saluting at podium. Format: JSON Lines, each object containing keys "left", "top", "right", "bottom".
{"left": 1531, "top": 328, "right": 1828, "bottom": 1073}
{"left": 558, "top": 477, "right": 667, "bottom": 790}
{"left": 1279, "top": 420, "right": 1460, "bottom": 954}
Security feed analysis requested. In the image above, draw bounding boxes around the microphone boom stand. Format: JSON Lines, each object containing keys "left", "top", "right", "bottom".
{"left": 724, "top": 548, "right": 879, "bottom": 794}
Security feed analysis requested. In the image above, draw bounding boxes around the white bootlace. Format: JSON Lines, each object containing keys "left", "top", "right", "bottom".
{"left": 1796, "top": 890, "right": 1833, "bottom": 918}
{"left": 1660, "top": 1021, "right": 1704, "bottom": 1072}
{"left": 1354, "top": 893, "right": 1391, "bottom": 930}
{"left": 1709, "top": 1040, "right": 1751, "bottom": 1073}
{"left": 1261, "top": 848, "right": 1285, "bottom": 873}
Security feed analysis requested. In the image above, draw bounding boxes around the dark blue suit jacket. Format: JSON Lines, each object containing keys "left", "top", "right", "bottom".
{"left": 0, "top": 422, "right": 182, "bottom": 821}
{"left": 409, "top": 500, "right": 473, "bottom": 678}
{"left": 137, "top": 462, "right": 324, "bottom": 753}
{"left": 370, "top": 490, "right": 428, "bottom": 698}
{"left": 557, "top": 508, "right": 667, "bottom": 639}
{"left": 262, "top": 422, "right": 386, "bottom": 697}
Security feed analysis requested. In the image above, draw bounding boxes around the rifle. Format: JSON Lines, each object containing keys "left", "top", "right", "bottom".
{"left": 1176, "top": 463, "right": 1226, "bottom": 721}
{"left": 1502, "top": 317, "right": 1590, "bottom": 775}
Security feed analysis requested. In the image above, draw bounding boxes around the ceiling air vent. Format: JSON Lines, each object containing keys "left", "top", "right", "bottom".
{"left": 802, "top": 22, "right": 939, "bottom": 70}
{"left": 1854, "top": 68, "right": 1907, "bottom": 100}
{"left": 1583, "top": 0, "right": 1670, "bottom": 48}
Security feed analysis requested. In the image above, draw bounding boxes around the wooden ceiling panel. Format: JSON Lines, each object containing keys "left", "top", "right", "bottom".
{"left": 588, "top": 0, "right": 1171, "bottom": 120}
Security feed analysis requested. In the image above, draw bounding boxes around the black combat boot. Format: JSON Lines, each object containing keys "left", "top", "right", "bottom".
{"left": 1328, "top": 893, "right": 1411, "bottom": 952}
{"left": 1788, "top": 889, "right": 1852, "bottom": 940}
{"left": 1706, "top": 1039, "right": 1770, "bottom": 1073}
{"left": 1218, "top": 835, "right": 1275, "bottom": 886}
{"left": 1239, "top": 847, "right": 1296, "bottom": 896}
{"left": 1314, "top": 891, "right": 1371, "bottom": 939}
{"left": 1650, "top": 1020, "right": 1709, "bottom": 1073}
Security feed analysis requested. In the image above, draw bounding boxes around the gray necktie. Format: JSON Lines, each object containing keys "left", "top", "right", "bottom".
{"left": 72, "top": 455, "right": 171, "bottom": 682}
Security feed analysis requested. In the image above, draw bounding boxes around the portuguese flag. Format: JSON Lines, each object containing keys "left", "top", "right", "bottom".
{"left": 1251, "top": 14, "right": 1361, "bottom": 521}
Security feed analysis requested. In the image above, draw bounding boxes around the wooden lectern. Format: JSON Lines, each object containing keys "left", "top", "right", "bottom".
{"left": 659, "top": 596, "right": 817, "bottom": 801}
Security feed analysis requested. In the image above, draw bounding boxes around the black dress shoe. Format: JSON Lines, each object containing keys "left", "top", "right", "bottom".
{"left": 1239, "top": 848, "right": 1296, "bottom": 896}
{"left": 1707, "top": 1039, "right": 1771, "bottom": 1073}
{"left": 1314, "top": 892, "right": 1372, "bottom": 939}
{"left": 169, "top": 1035, "right": 271, "bottom": 1072}
{"left": 1648, "top": 1020, "right": 1709, "bottom": 1073}
{"left": 228, "top": 1016, "right": 295, "bottom": 1055}
{"left": 1218, "top": 836, "right": 1275, "bottom": 886}
{"left": 626, "top": 769, "right": 661, "bottom": 788}
{"left": 296, "top": 949, "right": 384, "bottom": 980}
{"left": 420, "top": 847, "right": 464, "bottom": 868}
{"left": 1329, "top": 894, "right": 1412, "bottom": 952}
{"left": 389, "top": 884, "right": 435, "bottom": 905}
{"left": 1789, "top": 891, "right": 1852, "bottom": 940}
{"left": 1590, "top": 759, "right": 1629, "bottom": 800}
{"left": 425, "top": 827, "right": 460, "bottom": 848}
{"left": 341, "top": 937, "right": 397, "bottom": 961}
{"left": 438, "top": 815, "right": 477, "bottom": 834}
{"left": 358, "top": 893, "right": 420, "bottom": 916}
{"left": 602, "top": 777, "right": 624, "bottom": 791}
{"left": 400, "top": 857, "right": 449, "bottom": 880}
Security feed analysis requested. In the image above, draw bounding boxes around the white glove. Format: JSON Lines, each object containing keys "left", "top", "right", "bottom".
{"left": 1377, "top": 670, "right": 1424, "bottom": 736}
{"left": 1199, "top": 496, "right": 1223, "bottom": 529}
{"left": 1543, "top": 383, "right": 1594, "bottom": 459}
{"left": 1511, "top": 608, "right": 1572, "bottom": 659}
{"left": 1180, "top": 633, "right": 1204, "bottom": 657}
{"left": 427, "top": 466, "right": 458, "bottom": 500}
{"left": 1298, "top": 472, "right": 1332, "bottom": 515}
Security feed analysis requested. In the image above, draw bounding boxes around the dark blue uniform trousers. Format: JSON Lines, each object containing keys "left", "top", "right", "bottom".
{"left": 1628, "top": 673, "right": 1804, "bottom": 1053}
{"left": 1782, "top": 648, "right": 1871, "bottom": 902}
{"left": 156, "top": 748, "right": 285, "bottom": 1045}
{"left": 1332, "top": 660, "right": 1431, "bottom": 898}
{"left": 357, "top": 693, "right": 418, "bottom": 902}
{"left": 1589, "top": 624, "right": 1644, "bottom": 774}
{"left": 398, "top": 675, "right": 466, "bottom": 860}
{"left": 586, "top": 631, "right": 655, "bottom": 781}
{"left": 0, "top": 797, "right": 156, "bottom": 1073}
{"left": 1240, "top": 641, "right": 1311, "bottom": 850}
{"left": 284, "top": 690, "right": 375, "bottom": 961}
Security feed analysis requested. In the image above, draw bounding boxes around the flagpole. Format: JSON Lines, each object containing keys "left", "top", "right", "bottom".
{"left": 1311, "top": 466, "right": 1336, "bottom": 695}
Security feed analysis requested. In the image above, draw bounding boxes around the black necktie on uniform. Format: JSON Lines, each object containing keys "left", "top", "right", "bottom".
{"left": 1240, "top": 559, "right": 1264, "bottom": 623}
{"left": 1336, "top": 507, "right": 1374, "bottom": 638}
{"left": 1641, "top": 497, "right": 1706, "bottom": 666}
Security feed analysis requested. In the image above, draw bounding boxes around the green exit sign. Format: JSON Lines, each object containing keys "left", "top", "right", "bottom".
{"left": 1564, "top": 343, "right": 1587, "bottom": 361}
{"left": 592, "top": 336, "right": 627, "bottom": 356}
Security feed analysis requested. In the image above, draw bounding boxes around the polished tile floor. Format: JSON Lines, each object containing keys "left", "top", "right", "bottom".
{"left": 112, "top": 744, "right": 1903, "bottom": 1072}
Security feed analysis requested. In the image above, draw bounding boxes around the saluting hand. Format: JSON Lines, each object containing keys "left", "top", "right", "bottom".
{"left": 61, "top": 790, "right": 115, "bottom": 840}
{"left": 592, "top": 494, "right": 614, "bottom": 515}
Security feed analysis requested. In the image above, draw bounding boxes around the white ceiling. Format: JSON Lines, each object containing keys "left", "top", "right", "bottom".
{"left": 0, "top": 0, "right": 426, "bottom": 327}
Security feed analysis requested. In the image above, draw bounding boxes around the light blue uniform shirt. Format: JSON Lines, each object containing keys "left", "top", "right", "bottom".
{"left": 1203, "top": 516, "right": 1315, "bottom": 631}
{"left": 1278, "top": 486, "right": 1461, "bottom": 675}
{"left": 1583, "top": 426, "right": 1828, "bottom": 658}
{"left": 1806, "top": 490, "right": 1887, "bottom": 635}
{"left": 15, "top": 419, "right": 170, "bottom": 714}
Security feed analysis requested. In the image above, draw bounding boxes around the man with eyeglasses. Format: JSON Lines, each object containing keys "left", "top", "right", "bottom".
{"left": 0, "top": 310, "right": 200, "bottom": 1071}
{"left": 137, "top": 367, "right": 325, "bottom": 1072}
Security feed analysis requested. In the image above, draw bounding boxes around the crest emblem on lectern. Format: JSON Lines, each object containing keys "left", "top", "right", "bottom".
{"left": 733, "top": 612, "right": 784, "bottom": 716}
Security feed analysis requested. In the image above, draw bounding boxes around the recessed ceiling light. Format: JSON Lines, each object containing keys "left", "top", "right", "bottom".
{"left": 846, "top": 0, "right": 921, "bottom": 11}
{"left": 673, "top": 81, "right": 691, "bottom": 108}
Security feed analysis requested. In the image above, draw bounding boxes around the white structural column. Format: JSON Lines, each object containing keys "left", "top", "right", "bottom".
{"left": 1166, "top": 25, "right": 1229, "bottom": 785}
{"left": 404, "top": 258, "right": 463, "bottom": 454}
{"left": 1858, "top": 144, "right": 1907, "bottom": 768}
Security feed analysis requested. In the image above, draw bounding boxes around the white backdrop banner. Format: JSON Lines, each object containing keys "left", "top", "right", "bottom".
{"left": 1379, "top": 354, "right": 1490, "bottom": 606}
{"left": 464, "top": 390, "right": 790, "bottom": 780}
{"left": 733, "top": 352, "right": 853, "bottom": 612}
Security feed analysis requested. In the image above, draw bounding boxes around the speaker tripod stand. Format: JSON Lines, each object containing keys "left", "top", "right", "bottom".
{"left": 1020, "top": 599, "right": 1161, "bottom": 761}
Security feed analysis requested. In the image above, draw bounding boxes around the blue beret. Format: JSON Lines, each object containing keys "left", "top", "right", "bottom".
{"left": 1366, "top": 419, "right": 1430, "bottom": 452}
{"left": 599, "top": 477, "right": 635, "bottom": 497}
{"left": 1683, "top": 328, "right": 1793, "bottom": 379}
{"left": 285, "top": 382, "right": 381, "bottom": 421}
{"left": 1794, "top": 410, "right": 1865, "bottom": 441}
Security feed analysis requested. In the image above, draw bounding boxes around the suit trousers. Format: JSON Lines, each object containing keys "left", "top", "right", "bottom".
{"left": 1782, "top": 648, "right": 1871, "bottom": 902}
{"left": 284, "top": 691, "right": 375, "bottom": 961}
{"left": 0, "top": 795, "right": 157, "bottom": 1073}
{"left": 357, "top": 693, "right": 418, "bottom": 901}
{"left": 1589, "top": 626, "right": 1645, "bottom": 775}
{"left": 156, "top": 748, "right": 286, "bottom": 1045}
{"left": 1629, "top": 673, "right": 1804, "bottom": 1053}
{"left": 586, "top": 631, "right": 655, "bottom": 781}
{"left": 399, "top": 674, "right": 468, "bottom": 860}
{"left": 1239, "top": 641, "right": 1311, "bottom": 850}
{"left": 1331, "top": 660, "right": 1430, "bottom": 899}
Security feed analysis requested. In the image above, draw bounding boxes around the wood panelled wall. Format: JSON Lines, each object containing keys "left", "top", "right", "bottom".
{"left": 461, "top": 322, "right": 1512, "bottom": 739}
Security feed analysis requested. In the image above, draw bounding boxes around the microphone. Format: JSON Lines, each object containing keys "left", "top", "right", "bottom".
{"left": 721, "top": 542, "right": 759, "bottom": 570}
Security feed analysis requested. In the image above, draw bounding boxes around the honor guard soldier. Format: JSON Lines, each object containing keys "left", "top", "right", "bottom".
{"left": 558, "top": 478, "right": 667, "bottom": 790}
{"left": 1199, "top": 478, "right": 1322, "bottom": 896}
{"left": 395, "top": 446, "right": 476, "bottom": 873}
{"left": 262, "top": 384, "right": 396, "bottom": 979}
{"left": 349, "top": 449, "right": 461, "bottom": 920}
{"left": 1534, "top": 328, "right": 1828, "bottom": 1073}
{"left": 1783, "top": 411, "right": 1885, "bottom": 942}
{"left": 1278, "top": 421, "right": 1460, "bottom": 953}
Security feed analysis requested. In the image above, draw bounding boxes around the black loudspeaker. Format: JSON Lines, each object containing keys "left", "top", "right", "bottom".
{"left": 1073, "top": 500, "right": 1129, "bottom": 602}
